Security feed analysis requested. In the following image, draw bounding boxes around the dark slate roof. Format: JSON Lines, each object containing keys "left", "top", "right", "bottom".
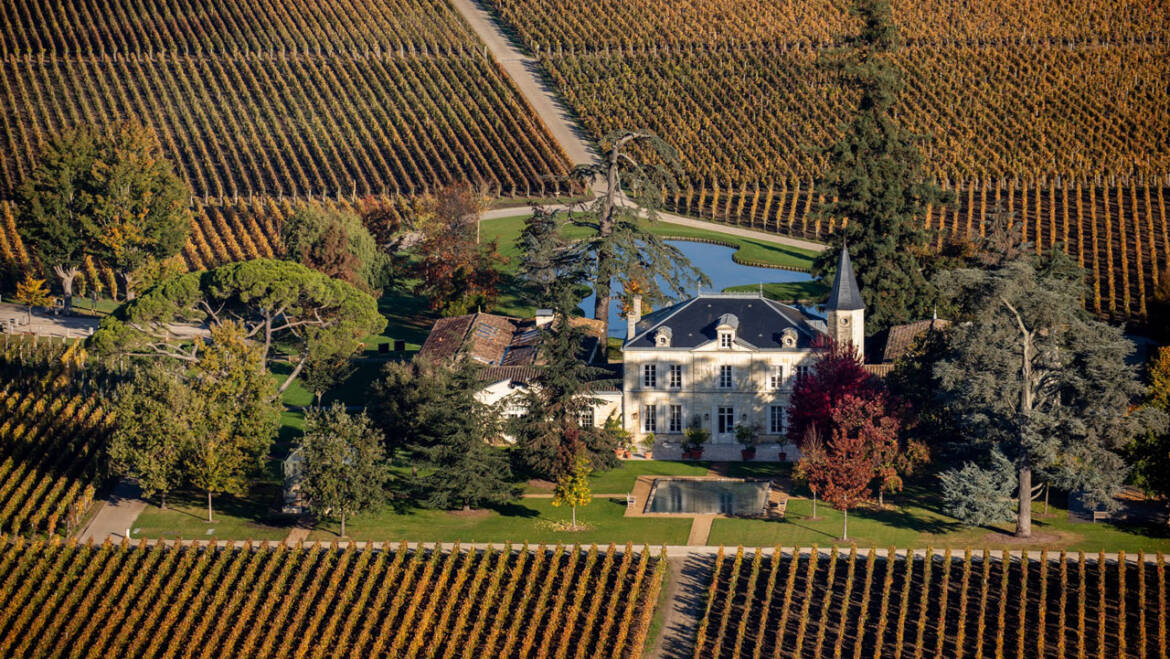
{"left": 828, "top": 246, "right": 865, "bottom": 311}
{"left": 625, "top": 294, "right": 822, "bottom": 349}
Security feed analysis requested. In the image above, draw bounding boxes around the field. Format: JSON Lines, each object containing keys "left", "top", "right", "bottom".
{"left": 486, "top": 0, "right": 1170, "bottom": 320}
{"left": 0, "top": 337, "right": 105, "bottom": 536}
{"left": 695, "top": 546, "right": 1168, "bottom": 658}
{"left": 0, "top": 0, "right": 573, "bottom": 201}
{"left": 0, "top": 538, "right": 664, "bottom": 658}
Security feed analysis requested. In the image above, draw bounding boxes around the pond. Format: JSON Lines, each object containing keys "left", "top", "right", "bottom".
{"left": 578, "top": 240, "right": 814, "bottom": 336}
{"left": 644, "top": 478, "right": 772, "bottom": 515}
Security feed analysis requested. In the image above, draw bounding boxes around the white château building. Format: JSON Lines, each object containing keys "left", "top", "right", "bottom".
{"left": 620, "top": 247, "right": 865, "bottom": 459}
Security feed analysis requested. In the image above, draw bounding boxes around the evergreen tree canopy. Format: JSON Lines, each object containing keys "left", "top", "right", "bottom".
{"left": 935, "top": 248, "right": 1166, "bottom": 537}
{"left": 515, "top": 206, "right": 578, "bottom": 307}
{"left": 372, "top": 358, "right": 517, "bottom": 510}
{"left": 560, "top": 129, "right": 708, "bottom": 337}
{"left": 513, "top": 288, "right": 620, "bottom": 480}
{"left": 89, "top": 259, "right": 385, "bottom": 394}
{"left": 813, "top": 0, "right": 950, "bottom": 333}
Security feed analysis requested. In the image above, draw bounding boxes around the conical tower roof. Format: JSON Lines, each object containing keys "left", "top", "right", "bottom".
{"left": 828, "top": 246, "right": 865, "bottom": 311}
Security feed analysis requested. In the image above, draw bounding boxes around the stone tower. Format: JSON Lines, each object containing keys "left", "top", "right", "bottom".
{"left": 825, "top": 246, "right": 865, "bottom": 359}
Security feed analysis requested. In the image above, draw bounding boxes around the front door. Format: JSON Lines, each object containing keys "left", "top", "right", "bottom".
{"left": 716, "top": 406, "right": 735, "bottom": 442}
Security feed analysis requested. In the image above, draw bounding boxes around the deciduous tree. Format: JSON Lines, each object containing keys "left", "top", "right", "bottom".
{"left": 812, "top": 0, "right": 951, "bottom": 333}
{"left": 1129, "top": 347, "right": 1170, "bottom": 501}
{"left": 109, "top": 361, "right": 191, "bottom": 509}
{"left": 817, "top": 395, "right": 881, "bottom": 540}
{"left": 297, "top": 403, "right": 388, "bottom": 537}
{"left": 12, "top": 275, "right": 54, "bottom": 325}
{"left": 184, "top": 322, "right": 282, "bottom": 522}
{"left": 552, "top": 455, "right": 593, "bottom": 530}
{"left": 281, "top": 204, "right": 388, "bottom": 293}
{"left": 786, "top": 339, "right": 877, "bottom": 450}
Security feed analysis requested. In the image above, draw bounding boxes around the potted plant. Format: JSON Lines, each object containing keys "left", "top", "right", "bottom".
{"left": 605, "top": 414, "right": 632, "bottom": 459}
{"left": 682, "top": 420, "right": 709, "bottom": 460}
{"left": 735, "top": 422, "right": 760, "bottom": 460}
{"left": 640, "top": 432, "right": 655, "bottom": 460}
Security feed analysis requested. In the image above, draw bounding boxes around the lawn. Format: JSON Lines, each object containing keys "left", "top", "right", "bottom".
{"left": 479, "top": 214, "right": 818, "bottom": 272}
{"left": 524, "top": 459, "right": 714, "bottom": 494}
{"left": 131, "top": 489, "right": 294, "bottom": 542}
{"left": 723, "top": 280, "right": 830, "bottom": 304}
{"left": 708, "top": 485, "right": 1170, "bottom": 553}
{"left": 305, "top": 497, "right": 692, "bottom": 546}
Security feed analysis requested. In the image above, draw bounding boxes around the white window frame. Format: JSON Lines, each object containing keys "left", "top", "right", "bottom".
{"left": 642, "top": 405, "right": 657, "bottom": 433}
{"left": 668, "top": 404, "right": 683, "bottom": 433}
{"left": 719, "top": 332, "right": 733, "bottom": 348}
{"left": 579, "top": 410, "right": 595, "bottom": 428}
{"left": 718, "top": 365, "right": 734, "bottom": 389}
{"left": 768, "top": 365, "right": 785, "bottom": 390}
{"left": 796, "top": 365, "right": 811, "bottom": 380}
{"left": 717, "top": 406, "right": 735, "bottom": 434}
{"left": 770, "top": 405, "right": 785, "bottom": 434}
{"left": 642, "top": 364, "right": 657, "bottom": 388}
{"left": 668, "top": 364, "right": 682, "bottom": 388}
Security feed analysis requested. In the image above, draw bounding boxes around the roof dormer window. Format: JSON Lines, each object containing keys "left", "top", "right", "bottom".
{"left": 655, "top": 326, "right": 673, "bottom": 347}
{"left": 716, "top": 313, "right": 738, "bottom": 349}
{"left": 780, "top": 328, "right": 797, "bottom": 348}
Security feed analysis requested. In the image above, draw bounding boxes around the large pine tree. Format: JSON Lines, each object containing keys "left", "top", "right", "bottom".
{"left": 813, "top": 0, "right": 950, "bottom": 333}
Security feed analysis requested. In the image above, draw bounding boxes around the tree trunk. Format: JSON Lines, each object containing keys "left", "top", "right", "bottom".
{"left": 118, "top": 271, "right": 136, "bottom": 301}
{"left": 277, "top": 353, "right": 311, "bottom": 395}
{"left": 340, "top": 511, "right": 346, "bottom": 538}
{"left": 879, "top": 488, "right": 884, "bottom": 508}
{"left": 590, "top": 137, "right": 624, "bottom": 339}
{"left": 1016, "top": 461, "right": 1032, "bottom": 538}
{"left": 54, "top": 264, "right": 80, "bottom": 313}
{"left": 160, "top": 492, "right": 167, "bottom": 510}
{"left": 811, "top": 491, "right": 817, "bottom": 518}
{"left": 842, "top": 509, "right": 848, "bottom": 541}
{"left": 25, "top": 306, "right": 32, "bottom": 326}
{"left": 207, "top": 491, "right": 214, "bottom": 523}
{"left": 571, "top": 504, "right": 577, "bottom": 530}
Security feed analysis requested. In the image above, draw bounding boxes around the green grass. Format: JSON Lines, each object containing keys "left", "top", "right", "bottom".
{"left": 306, "top": 497, "right": 692, "bottom": 545}
{"left": 707, "top": 485, "right": 1170, "bottom": 553}
{"left": 131, "top": 489, "right": 294, "bottom": 542}
{"left": 522, "top": 459, "right": 713, "bottom": 493}
{"left": 479, "top": 215, "right": 818, "bottom": 272}
{"left": 723, "top": 281, "right": 830, "bottom": 304}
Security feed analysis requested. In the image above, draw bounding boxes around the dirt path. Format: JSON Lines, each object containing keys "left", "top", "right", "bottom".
{"left": 450, "top": 0, "right": 827, "bottom": 255}
{"left": 650, "top": 552, "right": 716, "bottom": 659}
{"left": 77, "top": 480, "right": 148, "bottom": 543}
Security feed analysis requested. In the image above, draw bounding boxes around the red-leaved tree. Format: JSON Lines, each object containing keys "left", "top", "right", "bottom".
{"left": 799, "top": 394, "right": 884, "bottom": 540}
{"left": 786, "top": 339, "right": 877, "bottom": 450}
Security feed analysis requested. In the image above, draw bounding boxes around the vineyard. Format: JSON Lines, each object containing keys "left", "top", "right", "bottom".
{"left": 0, "top": 338, "right": 107, "bottom": 536}
{"left": 694, "top": 546, "right": 1167, "bottom": 658}
{"left": 486, "top": 0, "right": 1170, "bottom": 320}
{"left": 0, "top": 539, "right": 664, "bottom": 658}
{"left": 0, "top": 0, "right": 574, "bottom": 201}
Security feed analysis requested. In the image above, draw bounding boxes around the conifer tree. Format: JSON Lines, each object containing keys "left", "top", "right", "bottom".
{"left": 935, "top": 247, "right": 1166, "bottom": 537}
{"left": 560, "top": 130, "right": 707, "bottom": 337}
{"left": 813, "top": 0, "right": 950, "bottom": 333}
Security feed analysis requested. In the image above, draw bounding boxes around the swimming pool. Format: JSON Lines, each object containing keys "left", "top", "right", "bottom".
{"left": 644, "top": 478, "right": 771, "bottom": 515}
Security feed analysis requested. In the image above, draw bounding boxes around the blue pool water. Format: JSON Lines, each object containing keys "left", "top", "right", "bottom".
{"left": 578, "top": 240, "right": 814, "bottom": 335}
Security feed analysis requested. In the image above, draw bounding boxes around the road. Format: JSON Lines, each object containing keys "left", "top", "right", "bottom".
{"left": 450, "top": 0, "right": 827, "bottom": 255}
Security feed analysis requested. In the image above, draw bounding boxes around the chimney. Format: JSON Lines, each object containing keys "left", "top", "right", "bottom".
{"left": 534, "top": 309, "right": 554, "bottom": 327}
{"left": 626, "top": 295, "right": 642, "bottom": 340}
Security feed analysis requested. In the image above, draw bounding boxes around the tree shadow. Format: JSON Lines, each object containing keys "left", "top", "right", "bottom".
{"left": 489, "top": 502, "right": 541, "bottom": 518}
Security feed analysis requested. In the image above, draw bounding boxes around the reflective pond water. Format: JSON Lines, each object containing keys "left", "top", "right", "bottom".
{"left": 578, "top": 240, "right": 813, "bottom": 336}
{"left": 644, "top": 478, "right": 771, "bottom": 515}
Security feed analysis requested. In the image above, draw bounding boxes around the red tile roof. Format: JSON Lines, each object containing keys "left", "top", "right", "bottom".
{"left": 418, "top": 312, "right": 605, "bottom": 366}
